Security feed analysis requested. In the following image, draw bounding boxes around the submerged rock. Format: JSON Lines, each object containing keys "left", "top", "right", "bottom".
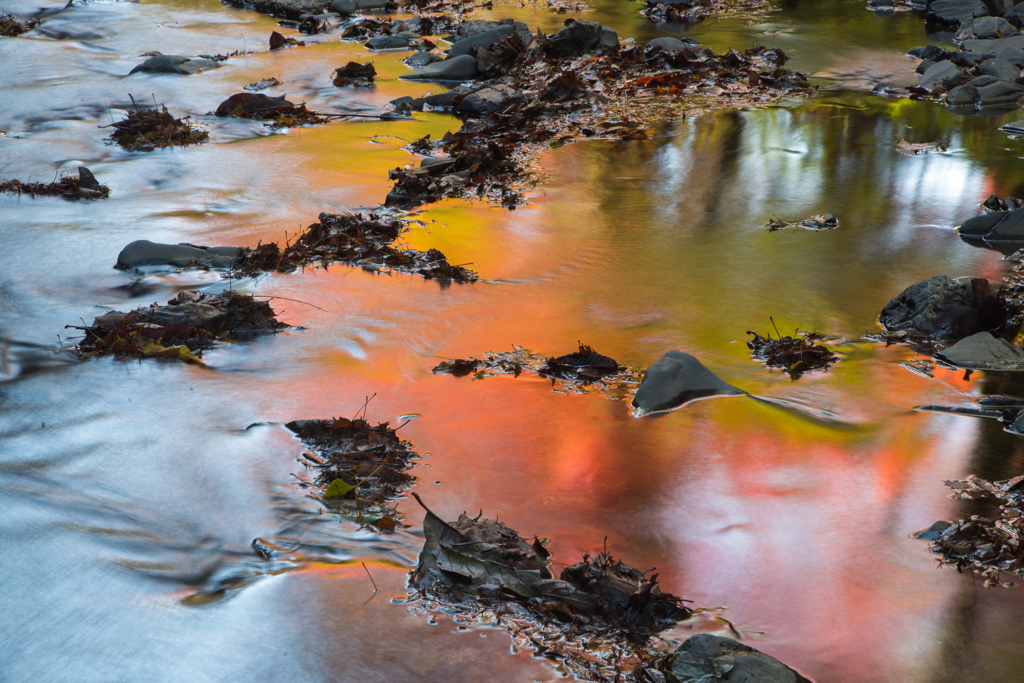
{"left": 666, "top": 634, "right": 812, "bottom": 683}
{"left": 402, "top": 54, "right": 480, "bottom": 82}
{"left": 115, "top": 240, "right": 239, "bottom": 270}
{"left": 877, "top": 275, "right": 1004, "bottom": 341}
{"left": 631, "top": 351, "right": 745, "bottom": 417}
{"left": 129, "top": 55, "right": 222, "bottom": 75}
{"left": 365, "top": 35, "right": 411, "bottom": 50}
{"left": 934, "top": 331, "right": 1024, "bottom": 370}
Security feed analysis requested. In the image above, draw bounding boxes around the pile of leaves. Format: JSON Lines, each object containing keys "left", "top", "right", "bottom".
{"left": 70, "top": 290, "right": 288, "bottom": 363}
{"left": 765, "top": 213, "right": 838, "bottom": 231}
{"left": 1, "top": 167, "right": 109, "bottom": 200}
{"left": 641, "top": 0, "right": 771, "bottom": 25}
{"left": 927, "top": 475, "right": 1024, "bottom": 588}
{"left": 107, "top": 101, "right": 208, "bottom": 151}
{"left": 269, "top": 30, "right": 305, "bottom": 49}
{"left": 244, "top": 77, "right": 282, "bottom": 91}
{"left": 747, "top": 322, "right": 839, "bottom": 379}
{"left": 288, "top": 416, "right": 419, "bottom": 531}
{"left": 236, "top": 211, "right": 478, "bottom": 282}
{"left": 895, "top": 139, "right": 945, "bottom": 156}
{"left": 214, "top": 93, "right": 332, "bottom": 128}
{"left": 410, "top": 493, "right": 692, "bottom": 679}
{"left": 387, "top": 25, "right": 813, "bottom": 208}
{"left": 0, "top": 12, "right": 38, "bottom": 37}
{"left": 432, "top": 342, "right": 641, "bottom": 399}
{"left": 332, "top": 62, "right": 376, "bottom": 87}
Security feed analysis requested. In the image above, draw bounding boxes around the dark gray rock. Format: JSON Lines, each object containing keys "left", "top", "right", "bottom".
{"left": 970, "top": 16, "right": 1020, "bottom": 39}
{"left": 962, "top": 35, "right": 1024, "bottom": 52}
{"left": 878, "top": 275, "right": 1004, "bottom": 341}
{"left": 914, "top": 521, "right": 953, "bottom": 541}
{"left": 405, "top": 51, "right": 443, "bottom": 67}
{"left": 954, "top": 51, "right": 996, "bottom": 65}
{"left": 976, "top": 78, "right": 1024, "bottom": 106}
{"left": 645, "top": 36, "right": 700, "bottom": 51}
{"left": 330, "top": 0, "right": 388, "bottom": 13}
{"left": 365, "top": 35, "right": 411, "bottom": 50}
{"left": 449, "top": 19, "right": 528, "bottom": 39}
{"left": 996, "top": 45, "right": 1024, "bottom": 64}
{"left": 1001, "top": 117, "right": 1024, "bottom": 132}
{"left": 448, "top": 25, "right": 516, "bottom": 58}
{"left": 115, "top": 240, "right": 239, "bottom": 270}
{"left": 456, "top": 84, "right": 520, "bottom": 116}
{"left": 926, "top": 0, "right": 990, "bottom": 25}
{"left": 916, "top": 58, "right": 937, "bottom": 75}
{"left": 946, "top": 82, "right": 979, "bottom": 105}
{"left": 966, "top": 206, "right": 1024, "bottom": 242}
{"left": 388, "top": 95, "right": 414, "bottom": 114}
{"left": 959, "top": 211, "right": 1006, "bottom": 239}
{"left": 908, "top": 45, "right": 951, "bottom": 61}
{"left": 630, "top": 351, "right": 745, "bottom": 417}
{"left": 934, "top": 331, "right": 1024, "bottom": 370}
{"left": 401, "top": 54, "right": 480, "bottom": 82}
{"left": 981, "top": 57, "right": 1022, "bottom": 79}
{"left": 666, "top": 634, "right": 812, "bottom": 683}
{"left": 77, "top": 167, "right": 100, "bottom": 191}
{"left": 919, "top": 60, "right": 965, "bottom": 90}
{"left": 129, "top": 55, "right": 221, "bottom": 75}
{"left": 545, "top": 20, "right": 618, "bottom": 57}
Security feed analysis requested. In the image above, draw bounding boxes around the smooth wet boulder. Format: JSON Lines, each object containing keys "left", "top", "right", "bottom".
{"left": 402, "top": 54, "right": 480, "bottom": 82}
{"left": 934, "top": 331, "right": 1024, "bottom": 370}
{"left": 448, "top": 25, "right": 519, "bottom": 58}
{"left": 996, "top": 45, "right": 1024, "bottom": 64}
{"left": 365, "top": 35, "right": 411, "bottom": 50}
{"left": 644, "top": 36, "right": 700, "bottom": 51}
{"left": 976, "top": 77, "right": 1024, "bottom": 106}
{"left": 330, "top": 0, "right": 388, "bottom": 12}
{"left": 115, "top": 240, "right": 239, "bottom": 270}
{"left": 215, "top": 93, "right": 295, "bottom": 117}
{"left": 129, "top": 55, "right": 221, "bottom": 75}
{"left": 957, "top": 16, "right": 1019, "bottom": 39}
{"left": 919, "top": 60, "right": 965, "bottom": 91}
{"left": 908, "top": 44, "right": 951, "bottom": 61}
{"left": 665, "top": 634, "right": 812, "bottom": 683}
{"left": 960, "top": 206, "right": 1024, "bottom": 242}
{"left": 926, "top": 0, "right": 990, "bottom": 25}
{"left": 544, "top": 20, "right": 618, "bottom": 57}
{"left": 878, "top": 275, "right": 1004, "bottom": 341}
{"left": 631, "top": 351, "right": 745, "bottom": 417}
{"left": 981, "top": 57, "right": 1022, "bottom": 79}
{"left": 962, "top": 35, "right": 1024, "bottom": 52}
{"left": 946, "top": 82, "right": 979, "bottom": 105}
{"left": 405, "top": 51, "right": 443, "bottom": 68}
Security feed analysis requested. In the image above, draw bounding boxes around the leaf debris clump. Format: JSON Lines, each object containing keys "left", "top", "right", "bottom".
{"left": 1, "top": 167, "right": 109, "bottom": 200}
{"left": 410, "top": 493, "right": 692, "bottom": 679}
{"left": 236, "top": 212, "right": 478, "bottom": 282}
{"left": 288, "top": 416, "right": 420, "bottom": 532}
{"left": 765, "top": 213, "right": 838, "bottom": 231}
{"left": 107, "top": 101, "right": 209, "bottom": 151}
{"left": 0, "top": 12, "right": 38, "bottom": 37}
{"left": 927, "top": 475, "right": 1024, "bottom": 588}
{"left": 747, "top": 322, "right": 839, "bottom": 379}
{"left": 70, "top": 291, "right": 288, "bottom": 363}
{"left": 641, "top": 0, "right": 770, "bottom": 25}
{"left": 432, "top": 343, "right": 641, "bottom": 399}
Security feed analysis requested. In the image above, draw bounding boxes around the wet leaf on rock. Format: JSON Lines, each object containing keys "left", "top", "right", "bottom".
{"left": 541, "top": 342, "right": 624, "bottom": 380}
{"left": 269, "top": 30, "right": 304, "bottom": 50}
{"left": 1, "top": 167, "right": 110, "bottom": 200}
{"left": 765, "top": 214, "right": 838, "bottom": 231}
{"left": 0, "top": 12, "right": 38, "bottom": 37}
{"left": 214, "top": 93, "right": 331, "bottom": 128}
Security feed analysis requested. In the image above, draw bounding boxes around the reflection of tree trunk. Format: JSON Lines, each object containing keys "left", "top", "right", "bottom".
{"left": 928, "top": 390, "right": 1024, "bottom": 683}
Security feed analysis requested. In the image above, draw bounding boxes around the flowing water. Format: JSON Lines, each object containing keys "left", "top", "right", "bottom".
{"left": 4, "top": 0, "right": 1024, "bottom": 680}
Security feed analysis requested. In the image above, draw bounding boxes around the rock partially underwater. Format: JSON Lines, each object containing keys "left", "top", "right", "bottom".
{"left": 666, "top": 634, "right": 812, "bottom": 683}
{"left": 631, "top": 351, "right": 745, "bottom": 417}
{"left": 115, "top": 240, "right": 239, "bottom": 270}
{"left": 877, "top": 275, "right": 1005, "bottom": 342}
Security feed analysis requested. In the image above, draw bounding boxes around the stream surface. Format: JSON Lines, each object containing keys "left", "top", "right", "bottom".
{"left": 3, "top": 0, "right": 1024, "bottom": 681}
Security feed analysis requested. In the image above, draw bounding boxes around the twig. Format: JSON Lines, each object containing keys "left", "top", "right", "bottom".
{"left": 362, "top": 562, "right": 379, "bottom": 592}
{"left": 251, "top": 295, "right": 328, "bottom": 312}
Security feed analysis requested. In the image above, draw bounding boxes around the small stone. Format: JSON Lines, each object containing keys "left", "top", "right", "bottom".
{"left": 631, "top": 351, "right": 745, "bottom": 417}
{"left": 401, "top": 54, "right": 480, "bottom": 82}
{"left": 666, "top": 634, "right": 812, "bottom": 683}
{"left": 934, "top": 331, "right": 1024, "bottom": 370}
